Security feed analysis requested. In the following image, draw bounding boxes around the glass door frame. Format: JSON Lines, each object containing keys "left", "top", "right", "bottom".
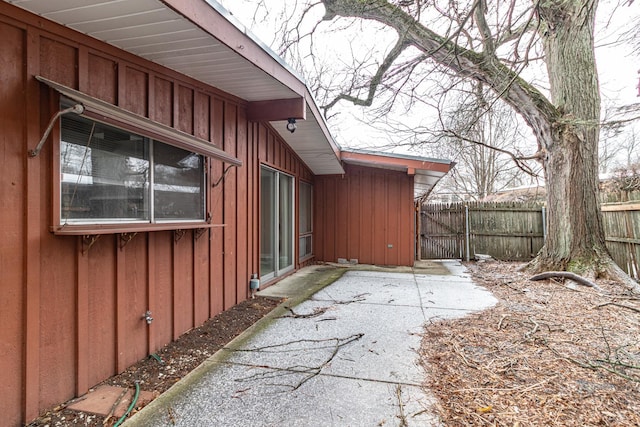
{"left": 260, "top": 165, "right": 295, "bottom": 282}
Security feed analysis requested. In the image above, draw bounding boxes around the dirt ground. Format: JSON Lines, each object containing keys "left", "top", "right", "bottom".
{"left": 420, "top": 261, "right": 640, "bottom": 426}
{"left": 28, "top": 297, "right": 281, "bottom": 427}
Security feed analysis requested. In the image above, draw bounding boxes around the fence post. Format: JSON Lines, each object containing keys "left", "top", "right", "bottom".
{"left": 415, "top": 202, "right": 420, "bottom": 261}
{"left": 541, "top": 206, "right": 547, "bottom": 242}
{"left": 465, "top": 205, "right": 470, "bottom": 262}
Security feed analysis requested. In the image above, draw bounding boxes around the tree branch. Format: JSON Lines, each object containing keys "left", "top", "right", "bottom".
{"left": 321, "top": 0, "right": 559, "bottom": 147}
{"left": 321, "top": 36, "right": 410, "bottom": 111}
{"left": 473, "top": 0, "right": 495, "bottom": 55}
{"left": 442, "top": 127, "right": 541, "bottom": 177}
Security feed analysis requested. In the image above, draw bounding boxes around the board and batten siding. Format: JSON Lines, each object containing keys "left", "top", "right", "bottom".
{"left": 314, "top": 164, "right": 415, "bottom": 266}
{"left": 0, "top": 4, "right": 313, "bottom": 425}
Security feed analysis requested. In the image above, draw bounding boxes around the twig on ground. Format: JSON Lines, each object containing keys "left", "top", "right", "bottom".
{"left": 451, "top": 341, "right": 478, "bottom": 369}
{"left": 594, "top": 301, "right": 640, "bottom": 314}
{"left": 497, "top": 314, "right": 509, "bottom": 330}
{"left": 280, "top": 306, "right": 329, "bottom": 318}
{"left": 395, "top": 385, "right": 408, "bottom": 427}
{"left": 545, "top": 343, "right": 640, "bottom": 383}
{"left": 499, "top": 281, "right": 526, "bottom": 293}
{"left": 524, "top": 317, "right": 540, "bottom": 339}
{"left": 233, "top": 334, "right": 365, "bottom": 391}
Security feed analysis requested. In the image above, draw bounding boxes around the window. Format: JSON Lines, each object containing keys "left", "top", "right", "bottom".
{"left": 60, "top": 113, "right": 205, "bottom": 225}
{"left": 299, "top": 181, "right": 313, "bottom": 259}
{"left": 260, "top": 167, "right": 294, "bottom": 281}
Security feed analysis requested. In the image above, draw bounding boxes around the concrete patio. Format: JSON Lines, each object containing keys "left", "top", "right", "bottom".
{"left": 125, "top": 261, "right": 497, "bottom": 426}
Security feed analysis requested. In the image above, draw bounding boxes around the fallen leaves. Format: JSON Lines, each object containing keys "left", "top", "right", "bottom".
{"left": 420, "top": 261, "right": 640, "bottom": 426}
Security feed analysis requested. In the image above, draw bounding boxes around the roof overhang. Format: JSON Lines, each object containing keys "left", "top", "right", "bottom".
{"left": 340, "top": 149, "right": 454, "bottom": 199}
{"left": 5, "top": 0, "right": 343, "bottom": 175}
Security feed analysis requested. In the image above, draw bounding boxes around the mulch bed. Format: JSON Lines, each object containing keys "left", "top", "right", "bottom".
{"left": 28, "top": 296, "right": 281, "bottom": 427}
{"left": 420, "top": 261, "right": 640, "bottom": 426}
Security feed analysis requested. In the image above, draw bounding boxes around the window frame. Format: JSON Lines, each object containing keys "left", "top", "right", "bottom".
{"left": 38, "top": 77, "right": 241, "bottom": 235}
{"left": 59, "top": 113, "right": 208, "bottom": 228}
{"left": 55, "top": 109, "right": 210, "bottom": 234}
{"left": 260, "top": 165, "right": 296, "bottom": 281}
{"left": 299, "top": 180, "right": 313, "bottom": 260}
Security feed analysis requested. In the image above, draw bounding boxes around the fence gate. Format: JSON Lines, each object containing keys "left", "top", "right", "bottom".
{"left": 420, "top": 204, "right": 466, "bottom": 259}
{"left": 420, "top": 201, "right": 546, "bottom": 261}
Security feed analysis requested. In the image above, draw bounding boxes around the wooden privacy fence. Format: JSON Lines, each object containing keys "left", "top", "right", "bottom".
{"left": 420, "top": 201, "right": 640, "bottom": 280}
{"left": 420, "top": 202, "right": 546, "bottom": 262}
{"left": 601, "top": 202, "right": 640, "bottom": 279}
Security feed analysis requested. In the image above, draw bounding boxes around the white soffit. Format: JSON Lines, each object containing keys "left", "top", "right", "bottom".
{"left": 413, "top": 170, "right": 448, "bottom": 199}
{"left": 7, "top": 0, "right": 300, "bottom": 102}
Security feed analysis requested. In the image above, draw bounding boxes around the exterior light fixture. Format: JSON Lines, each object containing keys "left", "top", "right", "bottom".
{"left": 286, "top": 118, "right": 297, "bottom": 133}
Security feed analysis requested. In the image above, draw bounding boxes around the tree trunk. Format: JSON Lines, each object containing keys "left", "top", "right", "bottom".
{"left": 529, "top": 1, "right": 606, "bottom": 276}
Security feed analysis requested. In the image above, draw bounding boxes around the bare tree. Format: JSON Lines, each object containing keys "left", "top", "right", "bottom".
{"left": 616, "top": 126, "right": 640, "bottom": 168}
{"left": 308, "top": 0, "right": 640, "bottom": 289}
{"left": 447, "top": 84, "right": 540, "bottom": 198}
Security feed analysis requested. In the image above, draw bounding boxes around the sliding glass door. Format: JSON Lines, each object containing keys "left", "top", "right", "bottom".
{"left": 260, "top": 166, "right": 294, "bottom": 281}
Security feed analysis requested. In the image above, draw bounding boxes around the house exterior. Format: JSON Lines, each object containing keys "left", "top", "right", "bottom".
{"left": 0, "top": 1, "right": 453, "bottom": 425}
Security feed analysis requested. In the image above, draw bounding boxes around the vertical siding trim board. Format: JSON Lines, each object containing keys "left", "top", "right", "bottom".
{"left": 115, "top": 237, "right": 126, "bottom": 373}
{"left": 77, "top": 46, "right": 89, "bottom": 92}
{"left": 148, "top": 74, "right": 155, "bottom": 121}
{"left": 223, "top": 104, "right": 238, "bottom": 310}
{"left": 147, "top": 232, "right": 157, "bottom": 353}
{"left": 172, "top": 235, "right": 178, "bottom": 340}
{"left": 76, "top": 237, "right": 89, "bottom": 395}
{"left": 117, "top": 62, "right": 126, "bottom": 108}
{"left": 236, "top": 107, "right": 249, "bottom": 303}
{"left": 172, "top": 81, "right": 179, "bottom": 129}
{"left": 247, "top": 124, "right": 254, "bottom": 279}
{"left": 209, "top": 98, "right": 224, "bottom": 317}
{"left": 24, "top": 26, "right": 41, "bottom": 423}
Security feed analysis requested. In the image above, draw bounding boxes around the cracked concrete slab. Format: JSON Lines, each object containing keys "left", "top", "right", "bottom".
{"left": 125, "top": 261, "right": 496, "bottom": 427}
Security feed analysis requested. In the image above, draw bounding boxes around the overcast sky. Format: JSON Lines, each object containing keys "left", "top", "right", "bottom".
{"left": 219, "top": 0, "right": 640, "bottom": 160}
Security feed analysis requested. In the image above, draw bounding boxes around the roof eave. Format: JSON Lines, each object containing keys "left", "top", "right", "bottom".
{"left": 159, "top": 0, "right": 307, "bottom": 98}
{"left": 339, "top": 149, "right": 454, "bottom": 199}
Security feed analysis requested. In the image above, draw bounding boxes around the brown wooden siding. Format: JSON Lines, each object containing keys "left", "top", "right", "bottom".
{"left": 0, "top": 4, "right": 314, "bottom": 425}
{"left": 0, "top": 20, "right": 25, "bottom": 427}
{"left": 315, "top": 164, "right": 415, "bottom": 266}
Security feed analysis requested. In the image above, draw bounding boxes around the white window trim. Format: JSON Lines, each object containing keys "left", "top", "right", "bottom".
{"left": 58, "top": 114, "right": 208, "bottom": 231}
{"left": 260, "top": 165, "right": 295, "bottom": 282}
{"left": 299, "top": 181, "right": 313, "bottom": 260}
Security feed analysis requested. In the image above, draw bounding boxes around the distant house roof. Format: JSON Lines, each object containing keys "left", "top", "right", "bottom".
{"left": 340, "top": 149, "right": 455, "bottom": 199}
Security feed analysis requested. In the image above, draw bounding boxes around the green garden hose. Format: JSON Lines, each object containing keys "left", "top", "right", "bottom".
{"left": 113, "top": 381, "right": 140, "bottom": 427}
